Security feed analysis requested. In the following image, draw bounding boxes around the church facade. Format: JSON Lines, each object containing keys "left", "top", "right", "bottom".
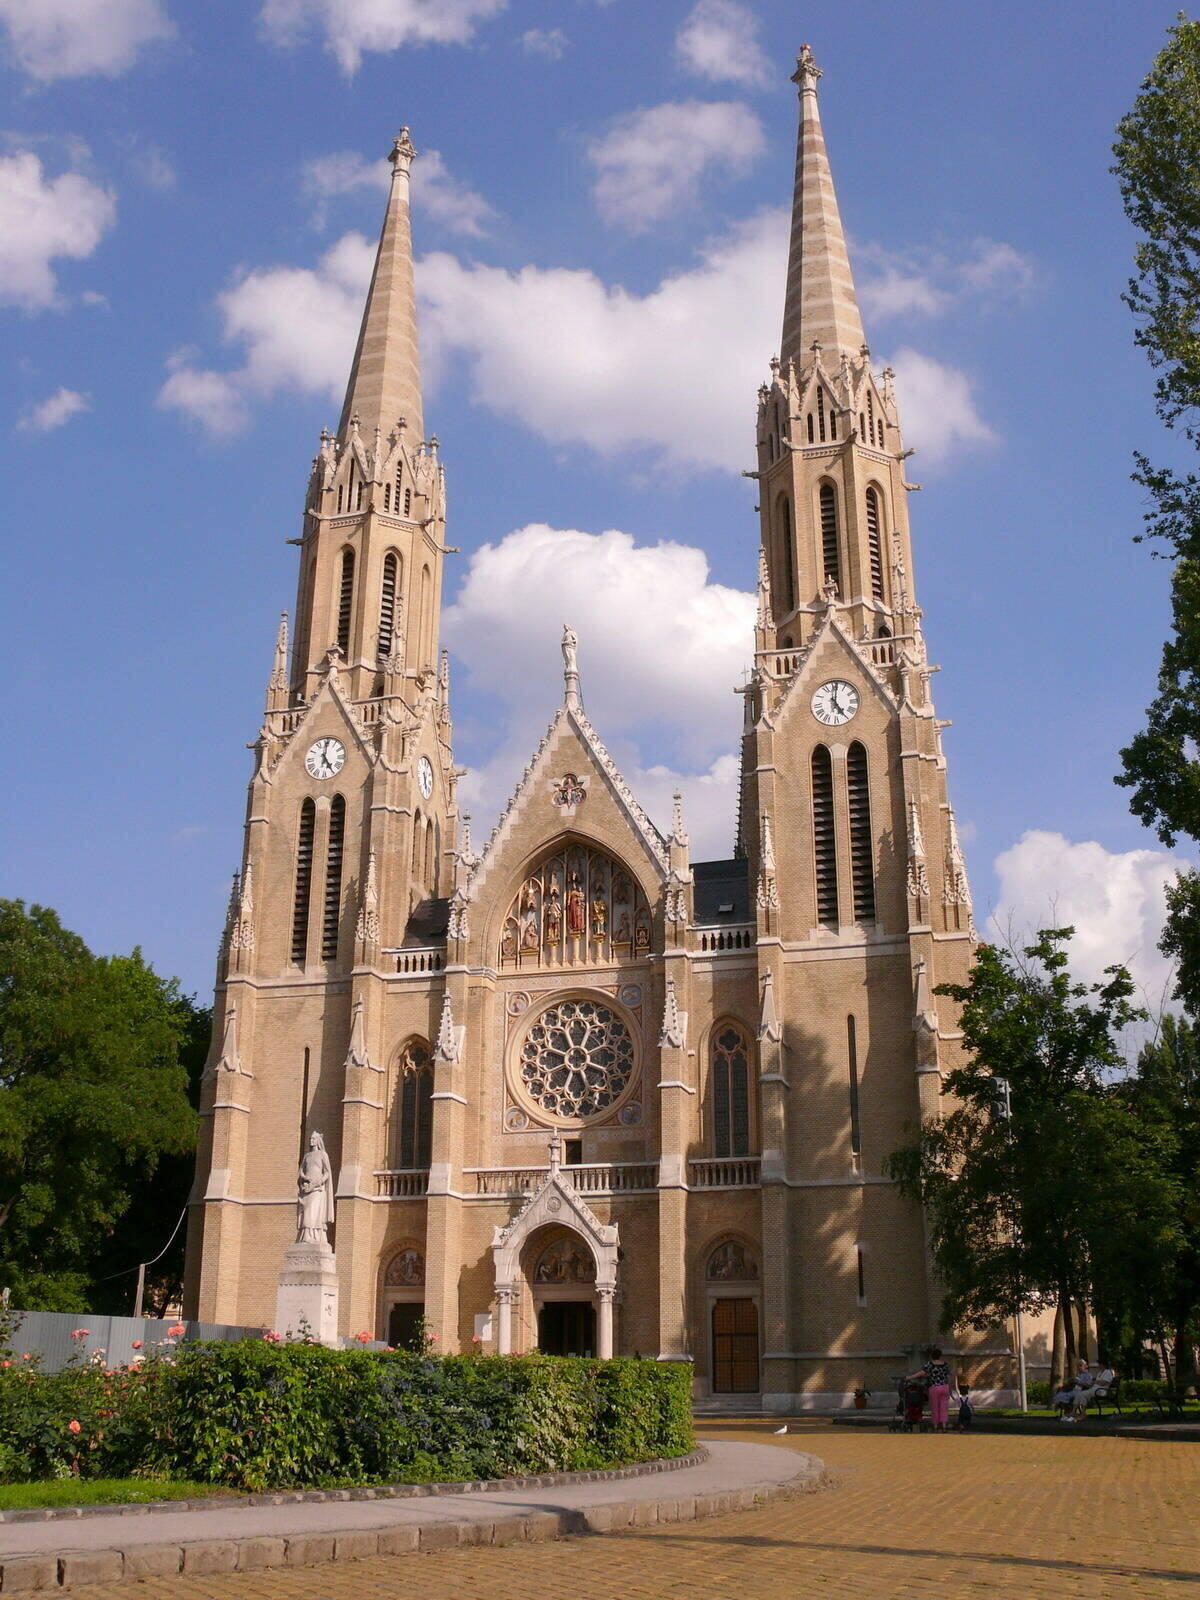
{"left": 185, "top": 49, "right": 1009, "bottom": 1407}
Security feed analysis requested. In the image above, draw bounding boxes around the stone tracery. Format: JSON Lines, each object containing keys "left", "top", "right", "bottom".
{"left": 517, "top": 997, "right": 636, "bottom": 1121}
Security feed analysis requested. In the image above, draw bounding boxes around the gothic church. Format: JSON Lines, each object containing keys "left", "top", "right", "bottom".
{"left": 186, "top": 48, "right": 1002, "bottom": 1408}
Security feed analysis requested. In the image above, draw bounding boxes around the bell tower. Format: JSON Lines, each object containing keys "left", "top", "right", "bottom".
{"left": 185, "top": 128, "right": 459, "bottom": 1327}
{"left": 743, "top": 46, "right": 977, "bottom": 1403}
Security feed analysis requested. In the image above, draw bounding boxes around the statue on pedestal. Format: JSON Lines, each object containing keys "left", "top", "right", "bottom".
{"left": 296, "top": 1132, "right": 335, "bottom": 1246}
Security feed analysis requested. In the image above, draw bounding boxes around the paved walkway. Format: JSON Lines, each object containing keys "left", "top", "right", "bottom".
{"left": 0, "top": 1440, "right": 816, "bottom": 1589}
{"left": 32, "top": 1418, "right": 1200, "bottom": 1599}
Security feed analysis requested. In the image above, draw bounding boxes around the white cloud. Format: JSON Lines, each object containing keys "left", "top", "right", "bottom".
{"left": 158, "top": 358, "right": 248, "bottom": 435}
{"left": 520, "top": 26, "right": 565, "bottom": 59}
{"left": 674, "top": 0, "right": 768, "bottom": 88}
{"left": 0, "top": 151, "right": 115, "bottom": 310}
{"left": 589, "top": 100, "right": 764, "bottom": 232}
{"left": 0, "top": 0, "right": 171, "bottom": 80}
{"left": 445, "top": 522, "right": 754, "bottom": 858}
{"left": 260, "top": 0, "right": 506, "bottom": 73}
{"left": 156, "top": 234, "right": 375, "bottom": 432}
{"left": 162, "top": 214, "right": 996, "bottom": 470}
{"left": 420, "top": 209, "right": 783, "bottom": 471}
{"left": 18, "top": 386, "right": 90, "bottom": 431}
{"left": 302, "top": 147, "right": 494, "bottom": 236}
{"left": 885, "top": 348, "right": 995, "bottom": 468}
{"left": 858, "top": 236, "right": 1036, "bottom": 325}
{"left": 131, "top": 143, "right": 176, "bottom": 191}
{"left": 992, "top": 830, "right": 1190, "bottom": 1020}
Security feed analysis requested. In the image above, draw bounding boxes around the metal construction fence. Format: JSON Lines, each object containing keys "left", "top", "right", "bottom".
{"left": 2, "top": 1311, "right": 263, "bottom": 1373}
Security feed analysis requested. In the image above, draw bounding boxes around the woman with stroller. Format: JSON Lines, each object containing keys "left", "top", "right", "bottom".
{"left": 909, "top": 1347, "right": 953, "bottom": 1432}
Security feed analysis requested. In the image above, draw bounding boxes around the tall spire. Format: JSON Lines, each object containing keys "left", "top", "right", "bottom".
{"left": 780, "top": 46, "right": 866, "bottom": 370}
{"left": 337, "top": 128, "right": 423, "bottom": 443}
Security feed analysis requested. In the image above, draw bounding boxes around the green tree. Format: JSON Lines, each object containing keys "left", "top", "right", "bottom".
{"left": 1102, "top": 1014, "right": 1200, "bottom": 1385}
{"left": 888, "top": 931, "right": 1169, "bottom": 1381}
{"left": 1113, "top": 14, "right": 1200, "bottom": 1014}
{"left": 0, "top": 900, "right": 198, "bottom": 1310}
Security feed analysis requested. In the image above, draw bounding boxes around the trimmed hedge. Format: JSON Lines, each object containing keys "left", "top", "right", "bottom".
{"left": 0, "top": 1338, "right": 694, "bottom": 1491}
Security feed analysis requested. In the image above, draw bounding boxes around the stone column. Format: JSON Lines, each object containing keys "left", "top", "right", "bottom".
{"left": 597, "top": 1287, "right": 615, "bottom": 1359}
{"left": 496, "top": 1286, "right": 516, "bottom": 1355}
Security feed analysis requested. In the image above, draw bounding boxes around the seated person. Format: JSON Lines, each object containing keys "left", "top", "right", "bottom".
{"left": 1053, "top": 1359, "right": 1094, "bottom": 1418}
{"left": 1071, "top": 1364, "right": 1115, "bottom": 1417}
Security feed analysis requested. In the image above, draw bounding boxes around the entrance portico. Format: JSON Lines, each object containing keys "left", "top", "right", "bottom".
{"left": 491, "top": 1134, "right": 619, "bottom": 1358}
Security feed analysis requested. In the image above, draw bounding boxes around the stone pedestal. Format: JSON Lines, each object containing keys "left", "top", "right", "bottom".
{"left": 274, "top": 1242, "right": 339, "bottom": 1345}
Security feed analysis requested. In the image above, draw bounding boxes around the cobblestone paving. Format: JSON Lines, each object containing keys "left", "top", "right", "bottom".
{"left": 77, "top": 1420, "right": 1200, "bottom": 1599}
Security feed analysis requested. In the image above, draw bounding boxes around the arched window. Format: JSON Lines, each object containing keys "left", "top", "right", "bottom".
{"left": 425, "top": 817, "right": 436, "bottom": 893}
{"left": 419, "top": 564, "right": 431, "bottom": 664}
{"left": 865, "top": 487, "right": 885, "bottom": 602}
{"left": 807, "top": 413, "right": 814, "bottom": 444}
{"left": 395, "top": 464, "right": 404, "bottom": 509}
{"left": 378, "top": 551, "right": 399, "bottom": 658}
{"left": 322, "top": 794, "right": 345, "bottom": 960}
{"left": 394, "top": 1041, "right": 434, "bottom": 1168}
{"left": 847, "top": 741, "right": 875, "bottom": 922}
{"left": 811, "top": 744, "right": 838, "bottom": 925}
{"left": 776, "top": 495, "right": 796, "bottom": 616}
{"left": 829, "top": 406, "right": 837, "bottom": 440}
{"left": 404, "top": 487, "right": 412, "bottom": 516}
{"left": 336, "top": 484, "right": 344, "bottom": 513}
{"left": 711, "top": 1022, "right": 752, "bottom": 1157}
{"left": 847, "top": 1014, "right": 862, "bottom": 1157}
{"left": 411, "top": 808, "right": 423, "bottom": 883}
{"left": 291, "top": 798, "right": 316, "bottom": 963}
{"left": 816, "top": 386, "right": 827, "bottom": 443}
{"left": 336, "top": 548, "right": 355, "bottom": 658}
{"left": 384, "top": 482, "right": 392, "bottom": 513}
{"left": 859, "top": 411, "right": 866, "bottom": 439}
{"left": 819, "top": 483, "right": 841, "bottom": 594}
{"left": 356, "top": 478, "right": 364, "bottom": 511}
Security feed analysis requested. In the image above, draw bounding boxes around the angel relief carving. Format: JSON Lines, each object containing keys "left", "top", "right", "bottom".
{"left": 499, "top": 846, "right": 651, "bottom": 969}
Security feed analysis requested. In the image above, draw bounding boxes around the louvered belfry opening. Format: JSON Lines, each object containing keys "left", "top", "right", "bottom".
{"left": 847, "top": 740, "right": 875, "bottom": 921}
{"left": 291, "top": 798, "right": 316, "bottom": 963}
{"left": 847, "top": 1014, "right": 863, "bottom": 1156}
{"left": 336, "top": 549, "right": 355, "bottom": 658}
{"left": 865, "top": 487, "right": 885, "bottom": 601}
{"left": 322, "top": 794, "right": 346, "bottom": 961}
{"left": 777, "top": 496, "right": 796, "bottom": 616}
{"left": 378, "top": 551, "right": 398, "bottom": 657}
{"left": 811, "top": 744, "right": 839, "bottom": 925}
{"left": 819, "top": 483, "right": 840, "bottom": 594}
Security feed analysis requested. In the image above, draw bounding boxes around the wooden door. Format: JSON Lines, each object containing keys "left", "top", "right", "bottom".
{"left": 711, "top": 1298, "right": 759, "bottom": 1393}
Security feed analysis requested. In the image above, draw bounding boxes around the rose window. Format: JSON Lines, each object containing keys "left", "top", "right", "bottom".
{"left": 518, "top": 998, "right": 635, "bottom": 1121}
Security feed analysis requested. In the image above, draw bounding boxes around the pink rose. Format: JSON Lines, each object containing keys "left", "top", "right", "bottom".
{"left": 70, "top": 1329, "right": 90, "bottom": 1339}
{"left": 167, "top": 1323, "right": 186, "bottom": 1338}
{"left": 355, "top": 1330, "right": 371, "bottom": 1344}
{"left": 2, "top": 1359, "right": 9, "bottom": 1368}
{"left": 68, "top": 1420, "right": 81, "bottom": 1435}
{"left": 131, "top": 1340, "right": 143, "bottom": 1350}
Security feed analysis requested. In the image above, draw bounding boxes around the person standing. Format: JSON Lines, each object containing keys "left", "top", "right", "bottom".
{"left": 909, "top": 1347, "right": 952, "bottom": 1432}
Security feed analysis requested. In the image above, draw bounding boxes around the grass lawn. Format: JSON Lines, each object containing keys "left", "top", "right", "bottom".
{"left": 0, "top": 1479, "right": 234, "bottom": 1511}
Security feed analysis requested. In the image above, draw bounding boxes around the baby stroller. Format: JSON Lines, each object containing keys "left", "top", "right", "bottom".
{"left": 887, "top": 1373, "right": 930, "bottom": 1432}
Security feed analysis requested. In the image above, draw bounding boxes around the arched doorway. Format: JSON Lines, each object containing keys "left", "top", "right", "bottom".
{"left": 706, "top": 1239, "right": 761, "bottom": 1394}
{"left": 530, "top": 1232, "right": 598, "bottom": 1357}
{"left": 381, "top": 1244, "right": 425, "bottom": 1350}
{"left": 491, "top": 1136, "right": 619, "bottom": 1356}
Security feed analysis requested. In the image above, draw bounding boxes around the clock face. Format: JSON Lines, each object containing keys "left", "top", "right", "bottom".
{"left": 305, "top": 737, "right": 346, "bottom": 780}
{"left": 418, "top": 755, "right": 434, "bottom": 799}
{"left": 811, "top": 680, "right": 860, "bottom": 727}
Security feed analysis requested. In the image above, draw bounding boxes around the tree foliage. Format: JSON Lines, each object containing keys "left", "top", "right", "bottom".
{"left": 1113, "top": 15, "right": 1200, "bottom": 1015}
{"left": 889, "top": 932, "right": 1173, "bottom": 1373}
{"left": 0, "top": 900, "right": 199, "bottom": 1310}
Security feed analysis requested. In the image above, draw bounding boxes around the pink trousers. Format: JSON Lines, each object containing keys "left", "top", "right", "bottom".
{"left": 928, "top": 1383, "right": 950, "bottom": 1426}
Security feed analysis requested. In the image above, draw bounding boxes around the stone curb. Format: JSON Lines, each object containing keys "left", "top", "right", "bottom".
{"left": 0, "top": 1453, "right": 826, "bottom": 1591}
{"left": 0, "top": 1448, "right": 708, "bottom": 1526}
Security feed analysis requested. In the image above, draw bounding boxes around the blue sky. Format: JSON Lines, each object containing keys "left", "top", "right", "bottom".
{"left": 1, "top": 0, "right": 1191, "bottom": 1013}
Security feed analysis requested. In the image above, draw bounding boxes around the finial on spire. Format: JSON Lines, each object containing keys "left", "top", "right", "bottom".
{"left": 561, "top": 624, "right": 581, "bottom": 712}
{"left": 268, "top": 612, "right": 289, "bottom": 700}
{"left": 547, "top": 1129, "right": 563, "bottom": 1173}
{"left": 792, "top": 42, "right": 822, "bottom": 89}
{"left": 758, "top": 970, "right": 783, "bottom": 1044}
{"left": 345, "top": 997, "right": 372, "bottom": 1070}
{"left": 391, "top": 126, "right": 417, "bottom": 172}
{"left": 435, "top": 992, "right": 461, "bottom": 1062}
{"left": 660, "top": 975, "right": 686, "bottom": 1050}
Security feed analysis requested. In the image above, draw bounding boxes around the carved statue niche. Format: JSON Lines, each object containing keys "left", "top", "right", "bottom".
{"left": 497, "top": 845, "right": 650, "bottom": 969}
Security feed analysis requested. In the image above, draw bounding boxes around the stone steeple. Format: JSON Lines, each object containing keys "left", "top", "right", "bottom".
{"left": 337, "top": 128, "right": 424, "bottom": 445}
{"left": 780, "top": 45, "right": 866, "bottom": 370}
